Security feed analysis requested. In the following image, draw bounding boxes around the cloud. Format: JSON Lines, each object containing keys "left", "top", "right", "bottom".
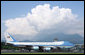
{"left": 5, "top": 4, "right": 84, "bottom": 40}
{"left": 5, "top": 17, "right": 38, "bottom": 36}
{"left": 65, "top": 20, "right": 84, "bottom": 37}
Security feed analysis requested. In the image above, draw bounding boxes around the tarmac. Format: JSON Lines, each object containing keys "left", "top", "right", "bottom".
{"left": 1, "top": 50, "right": 84, "bottom": 54}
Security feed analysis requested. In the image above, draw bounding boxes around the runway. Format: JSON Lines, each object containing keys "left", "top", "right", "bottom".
{"left": 1, "top": 50, "right": 84, "bottom": 54}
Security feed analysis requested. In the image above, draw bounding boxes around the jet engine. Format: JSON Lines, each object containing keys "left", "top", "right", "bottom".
{"left": 43, "top": 47, "right": 51, "bottom": 51}
{"left": 31, "top": 46, "right": 39, "bottom": 50}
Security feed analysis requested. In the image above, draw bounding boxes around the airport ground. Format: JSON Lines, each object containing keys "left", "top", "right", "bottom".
{"left": 1, "top": 49, "right": 84, "bottom": 54}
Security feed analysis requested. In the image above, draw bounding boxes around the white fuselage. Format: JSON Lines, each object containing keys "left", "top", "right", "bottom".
{"left": 8, "top": 41, "right": 64, "bottom": 46}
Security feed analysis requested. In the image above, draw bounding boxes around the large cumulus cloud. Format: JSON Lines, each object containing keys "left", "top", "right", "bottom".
{"left": 5, "top": 4, "right": 84, "bottom": 40}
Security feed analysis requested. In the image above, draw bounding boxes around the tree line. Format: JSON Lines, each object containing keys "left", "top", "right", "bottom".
{"left": 1, "top": 42, "right": 20, "bottom": 50}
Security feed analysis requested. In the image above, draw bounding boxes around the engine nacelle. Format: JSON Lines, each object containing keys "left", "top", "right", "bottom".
{"left": 43, "top": 47, "right": 51, "bottom": 51}
{"left": 32, "top": 46, "right": 39, "bottom": 50}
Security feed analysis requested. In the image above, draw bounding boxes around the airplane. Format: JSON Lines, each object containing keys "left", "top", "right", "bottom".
{"left": 4, "top": 32, "right": 75, "bottom": 52}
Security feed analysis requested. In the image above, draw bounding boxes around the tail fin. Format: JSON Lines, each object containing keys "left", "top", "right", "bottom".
{"left": 4, "top": 32, "right": 17, "bottom": 43}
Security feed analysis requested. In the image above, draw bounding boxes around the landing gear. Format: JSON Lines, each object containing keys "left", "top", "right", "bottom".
{"left": 28, "top": 49, "right": 31, "bottom": 52}
{"left": 39, "top": 46, "right": 44, "bottom": 52}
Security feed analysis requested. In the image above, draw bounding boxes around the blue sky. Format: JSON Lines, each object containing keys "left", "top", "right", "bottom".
{"left": 1, "top": 1, "right": 84, "bottom": 41}
{"left": 1, "top": 1, "right": 84, "bottom": 20}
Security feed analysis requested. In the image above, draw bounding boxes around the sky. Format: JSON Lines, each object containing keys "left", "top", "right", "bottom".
{"left": 1, "top": 1, "right": 84, "bottom": 41}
